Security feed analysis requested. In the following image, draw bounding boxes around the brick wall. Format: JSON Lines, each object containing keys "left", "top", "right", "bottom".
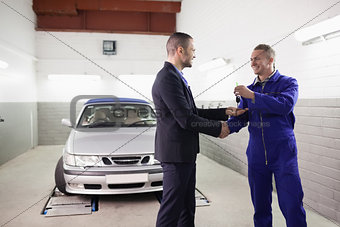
{"left": 198, "top": 99, "right": 340, "bottom": 224}
{"left": 38, "top": 102, "right": 70, "bottom": 145}
{"left": 37, "top": 102, "right": 83, "bottom": 145}
{"left": 296, "top": 99, "right": 340, "bottom": 223}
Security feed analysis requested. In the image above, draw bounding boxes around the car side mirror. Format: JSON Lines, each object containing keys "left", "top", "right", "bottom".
{"left": 61, "top": 118, "right": 72, "bottom": 127}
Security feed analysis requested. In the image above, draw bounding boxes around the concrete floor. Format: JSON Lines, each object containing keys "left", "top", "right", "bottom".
{"left": 0, "top": 145, "right": 338, "bottom": 227}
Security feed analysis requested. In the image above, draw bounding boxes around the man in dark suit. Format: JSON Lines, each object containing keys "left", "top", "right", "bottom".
{"left": 152, "top": 32, "right": 246, "bottom": 227}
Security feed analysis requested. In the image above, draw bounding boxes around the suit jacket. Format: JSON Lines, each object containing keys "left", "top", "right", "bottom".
{"left": 152, "top": 62, "right": 229, "bottom": 163}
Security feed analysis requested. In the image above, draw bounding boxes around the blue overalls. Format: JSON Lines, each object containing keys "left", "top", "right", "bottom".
{"left": 228, "top": 70, "right": 307, "bottom": 227}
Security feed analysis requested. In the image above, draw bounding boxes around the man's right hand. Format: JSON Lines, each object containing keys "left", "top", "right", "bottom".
{"left": 219, "top": 121, "right": 230, "bottom": 138}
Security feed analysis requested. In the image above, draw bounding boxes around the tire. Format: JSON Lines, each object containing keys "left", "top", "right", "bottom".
{"left": 55, "top": 156, "right": 69, "bottom": 194}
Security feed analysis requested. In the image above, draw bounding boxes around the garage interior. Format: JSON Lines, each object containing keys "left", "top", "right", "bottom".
{"left": 0, "top": 0, "right": 340, "bottom": 226}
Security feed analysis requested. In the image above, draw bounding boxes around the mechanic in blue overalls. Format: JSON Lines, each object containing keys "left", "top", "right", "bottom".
{"left": 227, "top": 44, "right": 307, "bottom": 227}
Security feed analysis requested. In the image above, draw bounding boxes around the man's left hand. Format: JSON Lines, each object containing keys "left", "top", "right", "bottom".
{"left": 226, "top": 107, "right": 248, "bottom": 116}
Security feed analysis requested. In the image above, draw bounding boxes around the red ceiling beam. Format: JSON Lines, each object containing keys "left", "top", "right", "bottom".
{"left": 33, "top": 0, "right": 181, "bottom": 15}
{"left": 77, "top": 0, "right": 181, "bottom": 13}
{"left": 36, "top": 10, "right": 176, "bottom": 35}
{"left": 33, "top": 0, "right": 180, "bottom": 35}
{"left": 33, "top": 0, "right": 78, "bottom": 15}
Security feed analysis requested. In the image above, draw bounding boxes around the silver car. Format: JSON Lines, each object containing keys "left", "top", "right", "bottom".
{"left": 55, "top": 98, "right": 163, "bottom": 195}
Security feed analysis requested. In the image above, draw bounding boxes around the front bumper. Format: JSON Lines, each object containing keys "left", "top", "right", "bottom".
{"left": 63, "top": 165, "right": 163, "bottom": 195}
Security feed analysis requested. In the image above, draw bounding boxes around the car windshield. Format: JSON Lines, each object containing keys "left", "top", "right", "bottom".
{"left": 77, "top": 103, "right": 157, "bottom": 128}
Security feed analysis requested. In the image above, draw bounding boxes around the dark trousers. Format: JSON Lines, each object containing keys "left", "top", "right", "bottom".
{"left": 156, "top": 162, "right": 196, "bottom": 227}
{"left": 248, "top": 164, "right": 307, "bottom": 227}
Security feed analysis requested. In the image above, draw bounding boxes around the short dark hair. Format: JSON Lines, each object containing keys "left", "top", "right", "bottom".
{"left": 254, "top": 44, "right": 275, "bottom": 60}
{"left": 166, "top": 32, "right": 193, "bottom": 56}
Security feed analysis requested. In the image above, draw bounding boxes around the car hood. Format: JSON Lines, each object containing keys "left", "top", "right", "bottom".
{"left": 69, "top": 127, "right": 156, "bottom": 156}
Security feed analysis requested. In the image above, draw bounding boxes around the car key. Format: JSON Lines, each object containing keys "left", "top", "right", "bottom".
{"left": 236, "top": 95, "right": 241, "bottom": 104}
{"left": 236, "top": 82, "right": 241, "bottom": 105}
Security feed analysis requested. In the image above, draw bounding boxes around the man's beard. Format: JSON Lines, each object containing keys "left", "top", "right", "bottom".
{"left": 183, "top": 60, "right": 192, "bottom": 68}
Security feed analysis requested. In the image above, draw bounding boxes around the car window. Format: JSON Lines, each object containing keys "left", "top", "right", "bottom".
{"left": 77, "top": 103, "right": 156, "bottom": 128}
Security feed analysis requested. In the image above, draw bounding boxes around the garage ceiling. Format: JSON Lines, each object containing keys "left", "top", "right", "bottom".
{"left": 33, "top": 0, "right": 182, "bottom": 35}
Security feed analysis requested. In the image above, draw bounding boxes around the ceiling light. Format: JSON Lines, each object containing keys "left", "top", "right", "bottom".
{"left": 198, "top": 58, "right": 230, "bottom": 71}
{"left": 118, "top": 74, "right": 155, "bottom": 77}
{"left": 0, "top": 60, "right": 9, "bottom": 69}
{"left": 48, "top": 74, "right": 101, "bottom": 81}
{"left": 294, "top": 14, "right": 340, "bottom": 45}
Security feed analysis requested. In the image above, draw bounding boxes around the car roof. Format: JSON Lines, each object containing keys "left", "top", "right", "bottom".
{"left": 85, "top": 98, "right": 150, "bottom": 105}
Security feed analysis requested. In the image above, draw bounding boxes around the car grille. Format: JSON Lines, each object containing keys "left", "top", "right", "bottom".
{"left": 102, "top": 156, "right": 148, "bottom": 165}
{"left": 112, "top": 156, "right": 141, "bottom": 165}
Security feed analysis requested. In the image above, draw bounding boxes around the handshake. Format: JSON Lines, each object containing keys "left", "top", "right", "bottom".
{"left": 219, "top": 107, "right": 248, "bottom": 138}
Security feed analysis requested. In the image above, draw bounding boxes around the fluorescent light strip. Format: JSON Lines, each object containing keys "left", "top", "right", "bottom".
{"left": 48, "top": 74, "right": 101, "bottom": 81}
{"left": 295, "top": 15, "right": 340, "bottom": 42}
{"left": 119, "top": 74, "right": 155, "bottom": 77}
{"left": 0, "top": 60, "right": 9, "bottom": 69}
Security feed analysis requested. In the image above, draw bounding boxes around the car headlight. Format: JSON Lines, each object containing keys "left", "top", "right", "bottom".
{"left": 63, "top": 152, "right": 102, "bottom": 167}
{"left": 63, "top": 152, "right": 76, "bottom": 166}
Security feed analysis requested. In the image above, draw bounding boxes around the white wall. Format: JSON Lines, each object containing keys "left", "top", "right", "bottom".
{"left": 0, "top": 0, "right": 38, "bottom": 164}
{"left": 177, "top": 0, "right": 340, "bottom": 101}
{"left": 0, "top": 0, "right": 36, "bottom": 102}
{"left": 36, "top": 32, "right": 168, "bottom": 103}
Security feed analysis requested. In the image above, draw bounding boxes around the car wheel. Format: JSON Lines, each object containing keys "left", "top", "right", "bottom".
{"left": 55, "top": 156, "right": 69, "bottom": 194}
